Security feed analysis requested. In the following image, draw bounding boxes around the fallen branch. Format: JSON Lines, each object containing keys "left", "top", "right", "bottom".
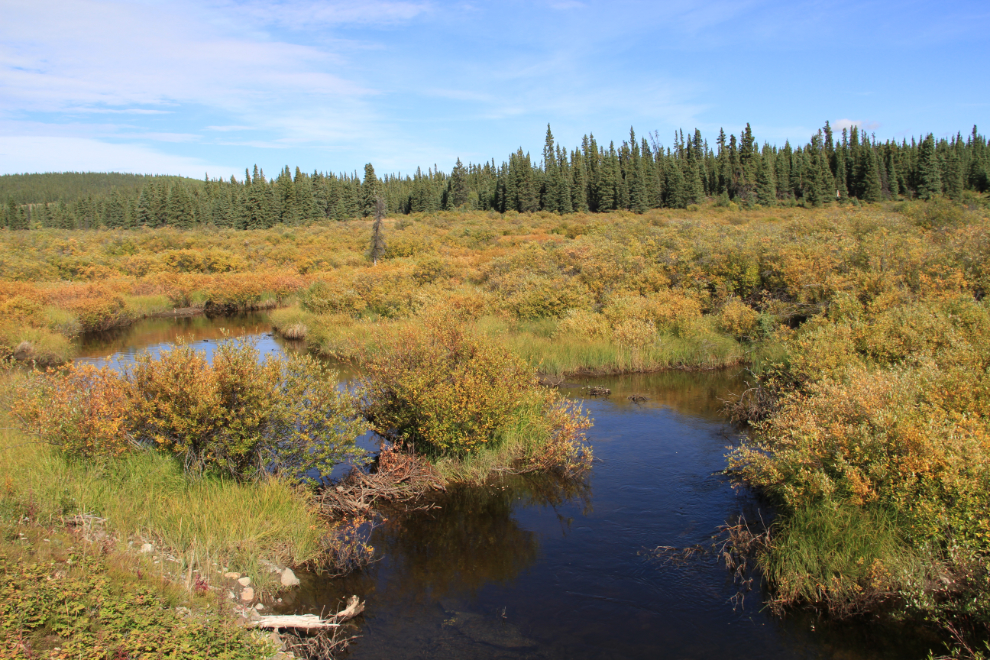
{"left": 248, "top": 614, "right": 339, "bottom": 631}
{"left": 249, "top": 595, "right": 366, "bottom": 631}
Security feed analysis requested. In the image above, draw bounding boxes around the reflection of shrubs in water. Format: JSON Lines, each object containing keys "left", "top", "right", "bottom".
{"left": 370, "top": 470, "right": 591, "bottom": 599}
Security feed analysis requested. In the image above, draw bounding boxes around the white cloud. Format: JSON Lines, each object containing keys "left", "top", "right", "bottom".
{"left": 0, "top": 0, "right": 370, "bottom": 115}
{"left": 0, "top": 135, "right": 237, "bottom": 177}
{"left": 834, "top": 118, "right": 881, "bottom": 133}
{"left": 222, "top": 0, "right": 433, "bottom": 28}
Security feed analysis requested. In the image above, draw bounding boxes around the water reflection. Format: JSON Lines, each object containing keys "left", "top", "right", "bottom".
{"left": 285, "top": 472, "right": 591, "bottom": 614}
{"left": 74, "top": 313, "right": 302, "bottom": 370}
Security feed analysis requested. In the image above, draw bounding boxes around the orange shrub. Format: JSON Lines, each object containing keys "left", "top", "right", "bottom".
{"left": 14, "top": 364, "right": 132, "bottom": 457}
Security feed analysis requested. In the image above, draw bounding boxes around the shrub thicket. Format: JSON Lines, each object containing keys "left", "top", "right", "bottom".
{"left": 13, "top": 338, "right": 368, "bottom": 481}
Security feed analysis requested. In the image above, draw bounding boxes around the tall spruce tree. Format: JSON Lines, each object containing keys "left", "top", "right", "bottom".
{"left": 362, "top": 163, "right": 382, "bottom": 217}
{"left": 917, "top": 134, "right": 943, "bottom": 199}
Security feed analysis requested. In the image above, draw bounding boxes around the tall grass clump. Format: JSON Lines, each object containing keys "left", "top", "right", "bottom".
{"left": 0, "top": 419, "right": 330, "bottom": 595}
{"left": 269, "top": 304, "right": 312, "bottom": 340}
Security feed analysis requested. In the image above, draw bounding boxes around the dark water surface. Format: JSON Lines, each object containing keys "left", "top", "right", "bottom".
{"left": 80, "top": 315, "right": 940, "bottom": 660}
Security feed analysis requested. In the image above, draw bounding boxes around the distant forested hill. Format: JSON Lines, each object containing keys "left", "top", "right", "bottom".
{"left": 0, "top": 172, "right": 203, "bottom": 205}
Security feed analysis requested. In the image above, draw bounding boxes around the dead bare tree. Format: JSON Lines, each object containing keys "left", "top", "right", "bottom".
{"left": 369, "top": 196, "right": 386, "bottom": 265}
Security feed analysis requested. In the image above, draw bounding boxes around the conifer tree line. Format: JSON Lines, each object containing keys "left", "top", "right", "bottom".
{"left": 3, "top": 123, "right": 988, "bottom": 230}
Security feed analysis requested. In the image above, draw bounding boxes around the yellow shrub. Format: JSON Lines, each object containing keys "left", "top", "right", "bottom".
{"left": 718, "top": 298, "right": 760, "bottom": 339}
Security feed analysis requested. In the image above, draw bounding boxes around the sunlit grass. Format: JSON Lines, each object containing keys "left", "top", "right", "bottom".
{"left": 0, "top": 372, "right": 330, "bottom": 595}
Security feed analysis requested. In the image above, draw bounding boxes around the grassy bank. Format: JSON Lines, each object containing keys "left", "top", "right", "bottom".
{"left": 0, "top": 522, "right": 281, "bottom": 659}
{"left": 1, "top": 398, "right": 331, "bottom": 598}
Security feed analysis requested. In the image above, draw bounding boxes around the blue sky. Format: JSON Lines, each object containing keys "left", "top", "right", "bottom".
{"left": 1, "top": 0, "right": 987, "bottom": 179}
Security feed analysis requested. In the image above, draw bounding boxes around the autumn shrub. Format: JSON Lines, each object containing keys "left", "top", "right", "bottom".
{"left": 299, "top": 279, "right": 366, "bottom": 316}
{"left": 906, "top": 196, "right": 967, "bottom": 229}
{"left": 731, "top": 291, "right": 990, "bottom": 620}
{"left": 612, "top": 317, "right": 657, "bottom": 348}
{"left": 718, "top": 298, "right": 761, "bottom": 339}
{"left": 44, "top": 283, "right": 131, "bottom": 332}
{"left": 358, "top": 314, "right": 592, "bottom": 474}
{"left": 13, "top": 338, "right": 369, "bottom": 481}
{"left": 359, "top": 316, "right": 534, "bottom": 455}
{"left": 412, "top": 255, "right": 453, "bottom": 284}
{"left": 14, "top": 363, "right": 133, "bottom": 457}
{"left": 554, "top": 308, "right": 610, "bottom": 340}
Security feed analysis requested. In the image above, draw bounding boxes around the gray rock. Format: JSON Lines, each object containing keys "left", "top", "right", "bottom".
{"left": 280, "top": 567, "right": 300, "bottom": 587}
{"left": 237, "top": 576, "right": 251, "bottom": 587}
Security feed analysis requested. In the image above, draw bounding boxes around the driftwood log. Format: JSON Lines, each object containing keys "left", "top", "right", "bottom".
{"left": 249, "top": 595, "right": 365, "bottom": 630}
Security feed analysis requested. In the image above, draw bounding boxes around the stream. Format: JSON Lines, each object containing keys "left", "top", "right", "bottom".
{"left": 77, "top": 314, "right": 941, "bottom": 659}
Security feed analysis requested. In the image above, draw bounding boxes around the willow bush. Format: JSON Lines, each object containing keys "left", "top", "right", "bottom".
{"left": 13, "top": 338, "right": 368, "bottom": 481}
{"left": 358, "top": 313, "right": 592, "bottom": 474}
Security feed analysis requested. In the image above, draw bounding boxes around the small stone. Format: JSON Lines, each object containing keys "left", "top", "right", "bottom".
{"left": 223, "top": 572, "right": 241, "bottom": 580}
{"left": 280, "top": 568, "right": 300, "bottom": 588}
{"left": 240, "top": 586, "right": 255, "bottom": 602}
{"left": 254, "top": 603, "right": 265, "bottom": 611}
{"left": 237, "top": 576, "right": 251, "bottom": 587}
{"left": 228, "top": 591, "right": 236, "bottom": 600}
{"left": 140, "top": 543, "right": 153, "bottom": 553}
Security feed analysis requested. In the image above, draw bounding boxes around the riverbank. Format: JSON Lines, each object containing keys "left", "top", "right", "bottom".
{"left": 0, "top": 358, "right": 367, "bottom": 658}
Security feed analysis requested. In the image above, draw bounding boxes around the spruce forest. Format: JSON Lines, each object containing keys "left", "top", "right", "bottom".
{"left": 3, "top": 123, "right": 988, "bottom": 231}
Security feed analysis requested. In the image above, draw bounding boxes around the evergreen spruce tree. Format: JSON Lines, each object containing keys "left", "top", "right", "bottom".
{"left": 166, "top": 184, "right": 195, "bottom": 228}
{"left": 449, "top": 158, "right": 470, "bottom": 208}
{"left": 152, "top": 182, "right": 169, "bottom": 227}
{"left": 361, "top": 164, "right": 381, "bottom": 217}
{"left": 776, "top": 142, "right": 792, "bottom": 201}
{"left": 917, "top": 134, "right": 943, "bottom": 199}
{"left": 665, "top": 158, "right": 686, "bottom": 208}
{"left": 137, "top": 184, "right": 154, "bottom": 226}
{"left": 835, "top": 144, "right": 849, "bottom": 201}
{"left": 944, "top": 144, "right": 964, "bottom": 200}
{"left": 862, "top": 144, "right": 883, "bottom": 203}
{"left": 105, "top": 188, "right": 127, "bottom": 228}
{"left": 571, "top": 148, "right": 589, "bottom": 212}
{"left": 276, "top": 166, "right": 298, "bottom": 224}
{"left": 755, "top": 148, "right": 777, "bottom": 206}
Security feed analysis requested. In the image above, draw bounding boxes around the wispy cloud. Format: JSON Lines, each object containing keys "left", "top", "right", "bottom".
{"left": 0, "top": 0, "right": 370, "bottom": 115}
{"left": 834, "top": 119, "right": 881, "bottom": 133}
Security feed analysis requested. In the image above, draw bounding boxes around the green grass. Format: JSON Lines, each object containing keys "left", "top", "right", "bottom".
{"left": 122, "top": 293, "right": 173, "bottom": 318}
{"left": 0, "top": 396, "right": 330, "bottom": 596}
{"left": 0, "top": 325, "right": 74, "bottom": 365}
{"left": 42, "top": 306, "right": 82, "bottom": 337}
{"left": 269, "top": 305, "right": 313, "bottom": 340}
{"left": 760, "top": 502, "right": 922, "bottom": 614}
{"left": 499, "top": 331, "right": 745, "bottom": 375}
{"left": 297, "top": 311, "right": 748, "bottom": 376}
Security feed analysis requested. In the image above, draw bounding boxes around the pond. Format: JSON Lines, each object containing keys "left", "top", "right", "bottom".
{"left": 78, "top": 314, "right": 941, "bottom": 660}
